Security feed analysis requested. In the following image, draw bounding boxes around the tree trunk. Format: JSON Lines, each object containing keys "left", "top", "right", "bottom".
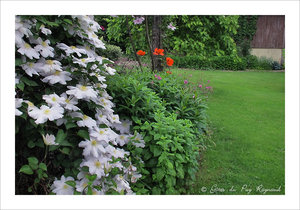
{"left": 145, "top": 16, "right": 155, "bottom": 72}
{"left": 152, "top": 15, "right": 163, "bottom": 72}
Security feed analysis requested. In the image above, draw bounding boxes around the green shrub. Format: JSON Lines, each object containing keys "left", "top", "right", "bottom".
{"left": 243, "top": 55, "right": 273, "bottom": 70}
{"left": 172, "top": 55, "right": 246, "bottom": 70}
{"left": 134, "top": 111, "right": 199, "bottom": 194}
{"left": 99, "top": 44, "right": 123, "bottom": 60}
{"left": 106, "top": 71, "right": 206, "bottom": 194}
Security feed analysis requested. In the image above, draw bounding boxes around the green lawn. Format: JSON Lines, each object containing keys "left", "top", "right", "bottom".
{"left": 173, "top": 69, "right": 285, "bottom": 195}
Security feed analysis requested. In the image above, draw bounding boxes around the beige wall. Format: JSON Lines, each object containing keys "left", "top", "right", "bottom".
{"left": 250, "top": 48, "right": 283, "bottom": 64}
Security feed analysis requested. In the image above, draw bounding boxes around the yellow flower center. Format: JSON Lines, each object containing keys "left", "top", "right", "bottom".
{"left": 99, "top": 130, "right": 104, "bottom": 135}
{"left": 91, "top": 140, "right": 97, "bottom": 146}
{"left": 85, "top": 46, "right": 90, "bottom": 50}
{"left": 27, "top": 101, "right": 34, "bottom": 107}
{"left": 100, "top": 99, "right": 105, "bottom": 103}
{"left": 46, "top": 60, "right": 54, "bottom": 65}
{"left": 65, "top": 99, "right": 70, "bottom": 103}
{"left": 103, "top": 102, "right": 107, "bottom": 106}
{"left": 28, "top": 63, "right": 34, "bottom": 68}
{"left": 112, "top": 117, "right": 116, "bottom": 121}
{"left": 81, "top": 59, "right": 86, "bottom": 63}
{"left": 92, "top": 34, "right": 97, "bottom": 38}
{"left": 80, "top": 86, "right": 87, "bottom": 91}
{"left": 63, "top": 184, "right": 69, "bottom": 189}
{"left": 44, "top": 109, "right": 50, "bottom": 115}
{"left": 95, "top": 161, "right": 101, "bottom": 168}
{"left": 54, "top": 71, "right": 61, "bottom": 76}
{"left": 99, "top": 114, "right": 103, "bottom": 118}
{"left": 24, "top": 43, "right": 31, "bottom": 49}
{"left": 83, "top": 115, "right": 88, "bottom": 120}
{"left": 42, "top": 41, "right": 47, "bottom": 47}
{"left": 51, "top": 97, "right": 56, "bottom": 102}
{"left": 71, "top": 46, "right": 76, "bottom": 49}
{"left": 120, "top": 136, "right": 125, "bottom": 140}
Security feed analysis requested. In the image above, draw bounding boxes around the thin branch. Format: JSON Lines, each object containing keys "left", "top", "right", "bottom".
{"left": 125, "top": 16, "right": 143, "bottom": 72}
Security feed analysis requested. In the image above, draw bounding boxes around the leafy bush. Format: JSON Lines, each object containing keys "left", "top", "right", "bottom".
{"left": 272, "top": 61, "right": 282, "bottom": 70}
{"left": 243, "top": 55, "right": 273, "bottom": 70}
{"left": 106, "top": 71, "right": 206, "bottom": 194}
{"left": 134, "top": 112, "right": 199, "bottom": 194}
{"left": 172, "top": 55, "right": 247, "bottom": 70}
{"left": 99, "top": 44, "right": 123, "bottom": 60}
{"left": 15, "top": 15, "right": 145, "bottom": 195}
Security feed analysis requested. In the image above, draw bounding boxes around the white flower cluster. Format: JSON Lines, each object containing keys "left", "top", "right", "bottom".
{"left": 15, "top": 15, "right": 144, "bottom": 195}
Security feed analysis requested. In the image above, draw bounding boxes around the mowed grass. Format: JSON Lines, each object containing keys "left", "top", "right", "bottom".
{"left": 173, "top": 69, "right": 285, "bottom": 195}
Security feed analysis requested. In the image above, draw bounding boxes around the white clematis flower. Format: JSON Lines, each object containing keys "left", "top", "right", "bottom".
{"left": 112, "top": 119, "right": 132, "bottom": 134}
{"left": 80, "top": 157, "right": 111, "bottom": 179}
{"left": 60, "top": 93, "right": 79, "bottom": 111}
{"left": 42, "top": 70, "right": 72, "bottom": 85}
{"left": 66, "top": 84, "right": 98, "bottom": 101}
{"left": 51, "top": 175, "right": 74, "bottom": 195}
{"left": 34, "top": 37, "right": 54, "bottom": 58}
{"left": 28, "top": 105, "right": 64, "bottom": 124}
{"left": 79, "top": 138, "right": 106, "bottom": 158}
{"left": 42, "top": 93, "right": 64, "bottom": 107}
{"left": 57, "top": 43, "right": 87, "bottom": 57}
{"left": 17, "top": 41, "right": 40, "bottom": 60}
{"left": 115, "top": 134, "right": 130, "bottom": 146}
{"left": 37, "top": 58, "right": 63, "bottom": 75}
{"left": 15, "top": 98, "right": 23, "bottom": 116}
{"left": 42, "top": 133, "right": 58, "bottom": 146}
{"left": 77, "top": 113, "right": 97, "bottom": 129}
{"left": 21, "top": 62, "right": 41, "bottom": 77}
{"left": 72, "top": 56, "right": 95, "bottom": 67}
{"left": 39, "top": 24, "right": 52, "bottom": 35}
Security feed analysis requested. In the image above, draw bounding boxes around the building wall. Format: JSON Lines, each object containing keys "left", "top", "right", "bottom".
{"left": 251, "top": 16, "right": 285, "bottom": 49}
{"left": 250, "top": 48, "right": 283, "bottom": 64}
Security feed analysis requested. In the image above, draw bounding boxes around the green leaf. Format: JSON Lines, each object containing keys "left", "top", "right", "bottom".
{"left": 77, "top": 129, "right": 90, "bottom": 140}
{"left": 65, "top": 122, "right": 77, "bottom": 130}
{"left": 60, "top": 147, "right": 70, "bottom": 155}
{"left": 16, "top": 81, "right": 25, "bottom": 91}
{"left": 27, "top": 140, "right": 35, "bottom": 148}
{"left": 21, "top": 76, "right": 38, "bottom": 86}
{"left": 39, "top": 162, "right": 47, "bottom": 171}
{"left": 27, "top": 157, "right": 39, "bottom": 170}
{"left": 87, "top": 186, "right": 93, "bottom": 195}
{"left": 74, "top": 190, "right": 81, "bottom": 195}
{"left": 153, "top": 146, "right": 162, "bottom": 157}
{"left": 49, "top": 145, "right": 59, "bottom": 151}
{"left": 19, "top": 165, "right": 33, "bottom": 175}
{"left": 63, "top": 19, "right": 73, "bottom": 25}
{"left": 15, "top": 58, "right": 23, "bottom": 66}
{"left": 56, "top": 129, "right": 66, "bottom": 144}
{"left": 37, "top": 169, "right": 43, "bottom": 179}
{"left": 65, "top": 180, "right": 76, "bottom": 188}
{"left": 156, "top": 168, "right": 165, "bottom": 181}
{"left": 86, "top": 174, "right": 97, "bottom": 182}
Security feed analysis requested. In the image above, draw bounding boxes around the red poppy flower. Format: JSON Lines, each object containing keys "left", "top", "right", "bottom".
{"left": 137, "top": 50, "right": 146, "bottom": 56}
{"left": 166, "top": 57, "right": 174, "bottom": 66}
{"left": 153, "top": 48, "right": 164, "bottom": 56}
